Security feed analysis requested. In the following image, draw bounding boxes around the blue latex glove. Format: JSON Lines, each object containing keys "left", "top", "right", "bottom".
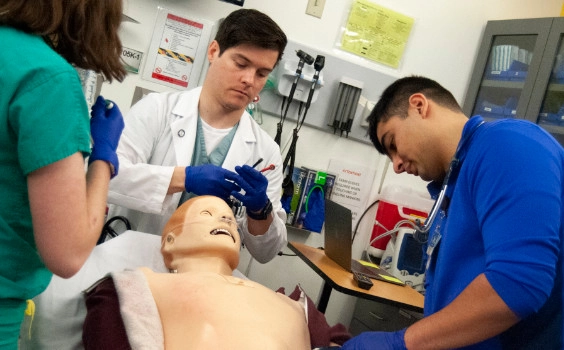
{"left": 341, "top": 329, "right": 407, "bottom": 350}
{"left": 89, "top": 96, "right": 124, "bottom": 178}
{"left": 226, "top": 165, "right": 269, "bottom": 212}
{"left": 281, "top": 192, "right": 292, "bottom": 213}
{"left": 184, "top": 164, "right": 240, "bottom": 200}
{"left": 303, "top": 186, "right": 324, "bottom": 232}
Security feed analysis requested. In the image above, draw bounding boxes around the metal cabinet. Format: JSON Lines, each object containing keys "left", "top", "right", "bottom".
{"left": 463, "top": 17, "right": 564, "bottom": 145}
{"left": 348, "top": 298, "right": 423, "bottom": 335}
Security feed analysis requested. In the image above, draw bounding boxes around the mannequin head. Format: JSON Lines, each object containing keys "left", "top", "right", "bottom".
{"left": 161, "top": 195, "right": 240, "bottom": 272}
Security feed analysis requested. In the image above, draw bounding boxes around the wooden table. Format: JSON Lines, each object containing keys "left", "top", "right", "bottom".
{"left": 288, "top": 241, "right": 424, "bottom": 313}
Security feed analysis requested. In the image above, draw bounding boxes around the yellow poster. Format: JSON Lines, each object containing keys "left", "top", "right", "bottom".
{"left": 341, "top": 0, "right": 414, "bottom": 69}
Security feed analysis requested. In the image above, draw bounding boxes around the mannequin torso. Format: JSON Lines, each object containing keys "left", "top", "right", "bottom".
{"left": 140, "top": 195, "right": 310, "bottom": 349}
{"left": 141, "top": 268, "right": 310, "bottom": 349}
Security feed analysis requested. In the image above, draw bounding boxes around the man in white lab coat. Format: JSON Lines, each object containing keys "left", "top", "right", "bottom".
{"left": 107, "top": 9, "right": 288, "bottom": 263}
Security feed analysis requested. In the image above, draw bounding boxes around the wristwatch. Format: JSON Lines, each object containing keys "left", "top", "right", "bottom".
{"left": 246, "top": 199, "right": 273, "bottom": 220}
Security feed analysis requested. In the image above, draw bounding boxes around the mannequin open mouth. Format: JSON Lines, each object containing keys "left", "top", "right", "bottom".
{"left": 210, "top": 228, "right": 235, "bottom": 243}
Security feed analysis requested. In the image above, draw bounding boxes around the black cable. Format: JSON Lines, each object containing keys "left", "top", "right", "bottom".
{"left": 277, "top": 252, "right": 297, "bottom": 256}
{"left": 281, "top": 128, "right": 299, "bottom": 192}
{"left": 274, "top": 96, "right": 287, "bottom": 145}
{"left": 295, "top": 101, "right": 306, "bottom": 133}
{"left": 97, "top": 216, "right": 131, "bottom": 245}
{"left": 281, "top": 102, "right": 305, "bottom": 193}
{"left": 351, "top": 199, "right": 380, "bottom": 243}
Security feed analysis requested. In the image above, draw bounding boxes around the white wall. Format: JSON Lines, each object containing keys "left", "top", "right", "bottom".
{"left": 116, "top": 0, "right": 563, "bottom": 106}
{"left": 102, "top": 0, "right": 562, "bottom": 328}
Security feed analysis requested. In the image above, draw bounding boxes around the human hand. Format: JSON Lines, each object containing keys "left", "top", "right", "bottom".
{"left": 184, "top": 164, "right": 240, "bottom": 200}
{"left": 89, "top": 96, "right": 124, "bottom": 178}
{"left": 340, "top": 329, "right": 407, "bottom": 350}
{"left": 226, "top": 165, "right": 269, "bottom": 213}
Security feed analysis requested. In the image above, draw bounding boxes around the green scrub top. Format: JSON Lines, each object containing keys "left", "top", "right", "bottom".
{"left": 0, "top": 25, "right": 91, "bottom": 340}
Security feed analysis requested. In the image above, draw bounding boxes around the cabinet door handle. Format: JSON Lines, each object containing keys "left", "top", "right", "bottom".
{"left": 399, "top": 309, "right": 413, "bottom": 320}
{"left": 368, "top": 311, "right": 385, "bottom": 321}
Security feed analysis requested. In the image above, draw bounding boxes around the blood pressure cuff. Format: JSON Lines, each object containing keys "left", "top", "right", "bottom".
{"left": 83, "top": 275, "right": 351, "bottom": 349}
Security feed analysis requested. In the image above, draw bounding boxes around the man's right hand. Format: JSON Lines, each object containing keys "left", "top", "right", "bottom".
{"left": 184, "top": 165, "right": 240, "bottom": 200}
{"left": 341, "top": 329, "right": 407, "bottom": 350}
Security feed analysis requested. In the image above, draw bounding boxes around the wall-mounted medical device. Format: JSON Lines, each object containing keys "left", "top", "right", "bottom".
{"left": 328, "top": 77, "right": 363, "bottom": 137}
{"left": 274, "top": 50, "right": 316, "bottom": 145}
{"left": 275, "top": 58, "right": 325, "bottom": 104}
{"left": 260, "top": 39, "right": 397, "bottom": 145}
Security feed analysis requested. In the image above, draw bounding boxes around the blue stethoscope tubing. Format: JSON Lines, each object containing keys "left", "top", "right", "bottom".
{"left": 414, "top": 119, "right": 485, "bottom": 242}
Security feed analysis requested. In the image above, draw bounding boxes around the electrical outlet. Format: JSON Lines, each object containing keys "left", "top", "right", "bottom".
{"left": 306, "top": 0, "right": 325, "bottom": 18}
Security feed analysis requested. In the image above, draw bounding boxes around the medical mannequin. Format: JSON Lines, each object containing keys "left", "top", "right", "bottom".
{"left": 140, "top": 195, "right": 310, "bottom": 349}
{"left": 83, "top": 196, "right": 350, "bottom": 349}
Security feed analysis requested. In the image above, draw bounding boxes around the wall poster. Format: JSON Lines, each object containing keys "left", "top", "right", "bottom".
{"left": 142, "top": 7, "right": 214, "bottom": 90}
{"left": 340, "top": 0, "right": 414, "bottom": 69}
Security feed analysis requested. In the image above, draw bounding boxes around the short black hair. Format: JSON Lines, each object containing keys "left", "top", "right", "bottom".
{"left": 368, "top": 76, "right": 462, "bottom": 154}
{"left": 214, "top": 9, "right": 287, "bottom": 64}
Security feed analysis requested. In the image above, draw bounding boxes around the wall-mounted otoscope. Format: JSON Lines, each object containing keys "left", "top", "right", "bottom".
{"left": 291, "top": 49, "right": 314, "bottom": 92}
{"left": 303, "top": 55, "right": 325, "bottom": 113}
{"left": 276, "top": 50, "right": 314, "bottom": 145}
{"left": 280, "top": 55, "right": 325, "bottom": 197}
{"left": 283, "top": 49, "right": 314, "bottom": 116}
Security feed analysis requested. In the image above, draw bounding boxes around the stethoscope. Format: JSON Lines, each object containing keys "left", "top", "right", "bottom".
{"left": 413, "top": 119, "right": 485, "bottom": 243}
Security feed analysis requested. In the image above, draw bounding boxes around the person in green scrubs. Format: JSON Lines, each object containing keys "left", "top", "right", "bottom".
{"left": 0, "top": 1, "right": 126, "bottom": 348}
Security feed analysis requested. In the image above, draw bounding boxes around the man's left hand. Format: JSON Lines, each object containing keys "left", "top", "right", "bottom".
{"left": 226, "top": 165, "right": 269, "bottom": 213}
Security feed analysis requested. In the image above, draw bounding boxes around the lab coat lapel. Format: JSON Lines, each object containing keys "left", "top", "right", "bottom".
{"left": 170, "top": 91, "right": 199, "bottom": 166}
{"left": 222, "top": 113, "right": 255, "bottom": 170}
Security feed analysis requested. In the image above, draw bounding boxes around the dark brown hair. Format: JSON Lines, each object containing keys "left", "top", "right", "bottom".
{"left": 368, "top": 76, "right": 462, "bottom": 154}
{"left": 214, "top": 8, "right": 287, "bottom": 65}
{"left": 0, "top": 0, "right": 126, "bottom": 82}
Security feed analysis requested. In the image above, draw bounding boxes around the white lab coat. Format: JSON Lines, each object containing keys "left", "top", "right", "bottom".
{"left": 107, "top": 87, "right": 287, "bottom": 263}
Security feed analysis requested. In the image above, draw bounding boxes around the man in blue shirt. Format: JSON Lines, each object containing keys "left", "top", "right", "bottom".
{"left": 343, "top": 76, "right": 563, "bottom": 349}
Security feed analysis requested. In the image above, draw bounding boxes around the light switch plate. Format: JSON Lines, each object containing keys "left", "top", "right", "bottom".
{"left": 306, "top": 0, "right": 325, "bottom": 18}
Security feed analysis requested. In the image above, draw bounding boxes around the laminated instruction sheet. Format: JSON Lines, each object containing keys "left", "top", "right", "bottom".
{"left": 340, "top": 0, "right": 414, "bottom": 69}
{"left": 143, "top": 7, "right": 213, "bottom": 90}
